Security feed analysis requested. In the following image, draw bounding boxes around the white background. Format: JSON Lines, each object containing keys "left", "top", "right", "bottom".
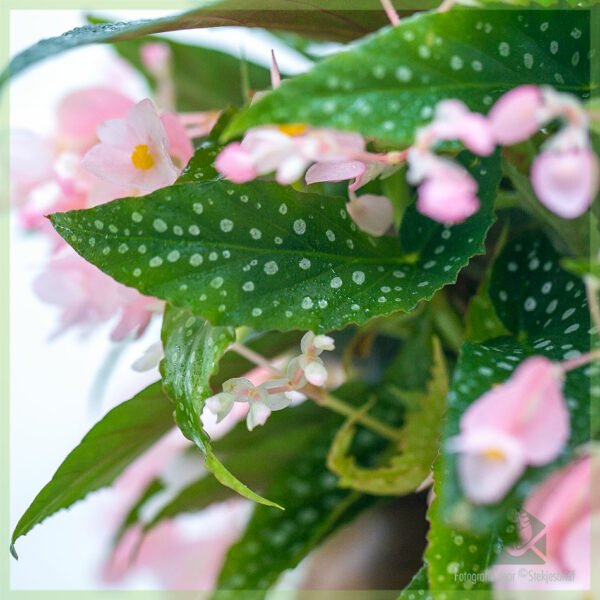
{"left": 9, "top": 10, "right": 311, "bottom": 590}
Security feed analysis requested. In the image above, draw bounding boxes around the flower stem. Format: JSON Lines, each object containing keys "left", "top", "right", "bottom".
{"left": 229, "top": 342, "right": 284, "bottom": 377}
{"left": 380, "top": 0, "right": 400, "bottom": 26}
{"left": 586, "top": 276, "right": 600, "bottom": 337}
{"left": 561, "top": 349, "right": 600, "bottom": 372}
{"left": 304, "top": 385, "right": 403, "bottom": 443}
{"left": 229, "top": 342, "right": 402, "bottom": 442}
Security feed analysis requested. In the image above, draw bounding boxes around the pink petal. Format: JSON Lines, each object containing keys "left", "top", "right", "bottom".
{"left": 461, "top": 356, "right": 568, "bottom": 466}
{"left": 434, "top": 100, "right": 495, "bottom": 156}
{"left": 346, "top": 194, "right": 394, "bottom": 236}
{"left": 10, "top": 130, "right": 54, "bottom": 202}
{"left": 161, "top": 112, "right": 194, "bottom": 168}
{"left": 488, "top": 85, "right": 544, "bottom": 145}
{"left": 416, "top": 166, "right": 480, "bottom": 224}
{"left": 524, "top": 455, "right": 595, "bottom": 568}
{"left": 215, "top": 142, "right": 257, "bottom": 183}
{"left": 531, "top": 149, "right": 599, "bottom": 219}
{"left": 56, "top": 87, "right": 134, "bottom": 151}
{"left": 305, "top": 160, "right": 366, "bottom": 186}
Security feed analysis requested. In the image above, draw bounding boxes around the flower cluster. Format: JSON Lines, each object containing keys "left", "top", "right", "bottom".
{"left": 206, "top": 332, "right": 335, "bottom": 430}
{"left": 10, "top": 43, "right": 216, "bottom": 340}
{"left": 216, "top": 82, "right": 597, "bottom": 231}
{"left": 449, "top": 356, "right": 569, "bottom": 504}
{"left": 489, "top": 85, "right": 598, "bottom": 218}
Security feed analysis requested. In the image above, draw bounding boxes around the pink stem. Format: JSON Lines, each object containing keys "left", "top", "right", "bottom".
{"left": 270, "top": 49, "right": 281, "bottom": 89}
{"left": 380, "top": 0, "right": 400, "bottom": 26}
{"left": 560, "top": 349, "right": 600, "bottom": 373}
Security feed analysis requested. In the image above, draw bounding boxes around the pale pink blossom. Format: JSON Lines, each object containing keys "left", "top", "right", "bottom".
{"left": 9, "top": 130, "right": 55, "bottom": 206}
{"left": 287, "top": 332, "right": 335, "bottom": 387}
{"left": 493, "top": 453, "right": 599, "bottom": 592}
{"left": 160, "top": 111, "right": 194, "bottom": 168}
{"left": 427, "top": 99, "right": 495, "bottom": 156}
{"left": 33, "top": 248, "right": 158, "bottom": 340}
{"left": 450, "top": 356, "right": 569, "bottom": 504}
{"left": 411, "top": 156, "right": 480, "bottom": 225}
{"left": 531, "top": 148, "right": 599, "bottom": 219}
{"left": 215, "top": 126, "right": 367, "bottom": 185}
{"left": 214, "top": 142, "right": 257, "bottom": 183}
{"left": 103, "top": 501, "right": 250, "bottom": 590}
{"left": 346, "top": 192, "right": 394, "bottom": 236}
{"left": 488, "top": 85, "right": 544, "bottom": 145}
{"left": 82, "top": 98, "right": 179, "bottom": 193}
{"left": 56, "top": 87, "right": 135, "bottom": 152}
{"left": 206, "top": 377, "right": 291, "bottom": 431}
{"left": 140, "top": 42, "right": 171, "bottom": 73}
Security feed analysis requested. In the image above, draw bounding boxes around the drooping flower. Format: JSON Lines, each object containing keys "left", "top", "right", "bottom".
{"left": 82, "top": 98, "right": 179, "bottom": 193}
{"left": 449, "top": 356, "right": 569, "bottom": 504}
{"left": 531, "top": 148, "right": 599, "bottom": 219}
{"left": 33, "top": 248, "right": 159, "bottom": 340}
{"left": 287, "top": 332, "right": 335, "bottom": 387}
{"left": 205, "top": 377, "right": 292, "bottom": 431}
{"left": 488, "top": 85, "right": 544, "bottom": 145}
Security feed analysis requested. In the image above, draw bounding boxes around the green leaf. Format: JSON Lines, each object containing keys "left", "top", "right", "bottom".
{"left": 398, "top": 565, "right": 430, "bottom": 599}
{"left": 224, "top": 9, "right": 592, "bottom": 145}
{"left": 11, "top": 383, "right": 174, "bottom": 555}
{"left": 89, "top": 27, "right": 270, "bottom": 112}
{"left": 146, "top": 401, "right": 332, "bottom": 533}
{"left": 327, "top": 338, "right": 447, "bottom": 494}
{"left": 2, "top": 1, "right": 407, "bottom": 87}
{"left": 216, "top": 380, "right": 401, "bottom": 591}
{"left": 464, "top": 226, "right": 510, "bottom": 343}
{"left": 159, "top": 305, "right": 281, "bottom": 509}
{"left": 50, "top": 151, "right": 500, "bottom": 333}
{"left": 438, "top": 231, "right": 594, "bottom": 536}
{"left": 561, "top": 257, "right": 600, "bottom": 280}
{"left": 160, "top": 305, "right": 234, "bottom": 451}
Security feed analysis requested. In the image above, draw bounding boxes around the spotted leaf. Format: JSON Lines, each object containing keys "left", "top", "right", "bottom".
{"left": 160, "top": 305, "right": 281, "bottom": 509}
{"left": 436, "top": 232, "right": 594, "bottom": 536}
{"left": 216, "top": 381, "right": 403, "bottom": 591}
{"left": 50, "top": 151, "right": 500, "bottom": 333}
{"left": 224, "top": 9, "right": 592, "bottom": 146}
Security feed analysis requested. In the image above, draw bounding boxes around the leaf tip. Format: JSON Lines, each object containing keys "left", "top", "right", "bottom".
{"left": 10, "top": 543, "right": 18, "bottom": 561}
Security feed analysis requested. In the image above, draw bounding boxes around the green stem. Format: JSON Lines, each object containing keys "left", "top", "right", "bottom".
{"left": 431, "top": 293, "right": 464, "bottom": 354}
{"left": 307, "top": 386, "right": 403, "bottom": 444}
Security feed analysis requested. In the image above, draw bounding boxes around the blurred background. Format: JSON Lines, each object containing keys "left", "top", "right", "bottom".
{"left": 8, "top": 9, "right": 313, "bottom": 590}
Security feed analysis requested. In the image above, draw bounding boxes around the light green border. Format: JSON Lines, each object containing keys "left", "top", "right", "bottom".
{"left": 1, "top": 2, "right": 598, "bottom": 599}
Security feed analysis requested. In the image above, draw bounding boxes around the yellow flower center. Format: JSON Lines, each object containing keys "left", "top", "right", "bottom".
{"left": 483, "top": 448, "right": 505, "bottom": 461}
{"left": 131, "top": 144, "right": 155, "bottom": 170}
{"left": 278, "top": 123, "right": 307, "bottom": 137}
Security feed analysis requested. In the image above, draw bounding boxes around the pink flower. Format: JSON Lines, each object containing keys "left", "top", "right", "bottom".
{"left": 524, "top": 455, "right": 598, "bottom": 579}
{"left": 82, "top": 99, "right": 179, "bottom": 194}
{"left": 33, "top": 248, "right": 158, "bottom": 340}
{"left": 493, "top": 453, "right": 599, "bottom": 591}
{"left": 531, "top": 148, "right": 599, "bottom": 219}
{"left": 56, "top": 87, "right": 135, "bottom": 152}
{"left": 429, "top": 99, "right": 495, "bottom": 156}
{"left": 346, "top": 192, "right": 394, "bottom": 236}
{"left": 488, "top": 85, "right": 544, "bottom": 145}
{"left": 140, "top": 42, "right": 171, "bottom": 74}
{"left": 450, "top": 356, "right": 569, "bottom": 504}
{"left": 103, "top": 501, "right": 250, "bottom": 590}
{"left": 215, "top": 126, "right": 367, "bottom": 185}
{"left": 414, "top": 159, "right": 480, "bottom": 225}
{"left": 214, "top": 142, "right": 257, "bottom": 183}
{"left": 9, "top": 130, "right": 55, "bottom": 206}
